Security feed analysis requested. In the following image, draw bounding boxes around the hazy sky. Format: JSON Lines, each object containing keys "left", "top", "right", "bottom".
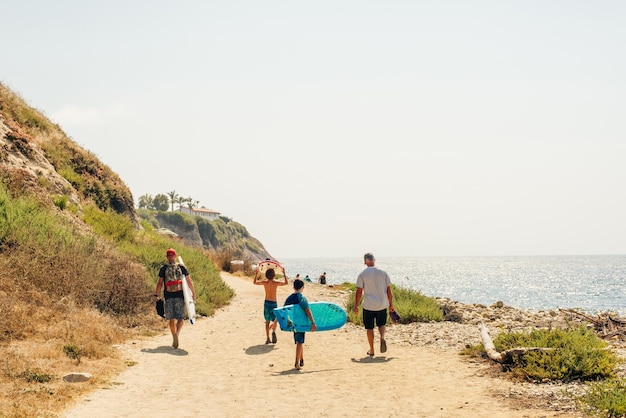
{"left": 2, "top": 1, "right": 625, "bottom": 258}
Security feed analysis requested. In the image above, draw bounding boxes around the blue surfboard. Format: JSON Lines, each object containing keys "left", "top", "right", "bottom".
{"left": 274, "top": 302, "right": 347, "bottom": 332}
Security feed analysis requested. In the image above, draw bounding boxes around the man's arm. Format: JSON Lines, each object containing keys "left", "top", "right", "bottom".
{"left": 386, "top": 285, "right": 394, "bottom": 311}
{"left": 304, "top": 308, "right": 317, "bottom": 332}
{"left": 353, "top": 287, "right": 363, "bottom": 314}
{"left": 155, "top": 277, "right": 163, "bottom": 298}
{"left": 278, "top": 275, "right": 289, "bottom": 286}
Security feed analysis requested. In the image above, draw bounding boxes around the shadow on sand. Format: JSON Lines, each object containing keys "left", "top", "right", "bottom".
{"left": 141, "top": 346, "right": 189, "bottom": 356}
{"left": 245, "top": 344, "right": 276, "bottom": 355}
{"left": 351, "top": 355, "right": 395, "bottom": 364}
{"left": 272, "top": 367, "right": 342, "bottom": 376}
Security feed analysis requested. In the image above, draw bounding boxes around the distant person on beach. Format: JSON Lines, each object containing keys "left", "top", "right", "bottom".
{"left": 254, "top": 267, "right": 289, "bottom": 344}
{"left": 304, "top": 275, "right": 312, "bottom": 282}
{"left": 353, "top": 252, "right": 395, "bottom": 357}
{"left": 155, "top": 248, "right": 195, "bottom": 349}
{"left": 284, "top": 279, "right": 316, "bottom": 370}
{"left": 318, "top": 272, "right": 327, "bottom": 285}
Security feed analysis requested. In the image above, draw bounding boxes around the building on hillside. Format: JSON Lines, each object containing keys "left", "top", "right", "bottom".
{"left": 179, "top": 206, "right": 221, "bottom": 220}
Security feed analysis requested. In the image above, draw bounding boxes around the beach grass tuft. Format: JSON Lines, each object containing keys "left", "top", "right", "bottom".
{"left": 345, "top": 283, "right": 443, "bottom": 325}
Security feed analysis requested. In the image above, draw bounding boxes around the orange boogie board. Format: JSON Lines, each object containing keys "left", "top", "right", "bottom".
{"left": 254, "top": 260, "right": 286, "bottom": 283}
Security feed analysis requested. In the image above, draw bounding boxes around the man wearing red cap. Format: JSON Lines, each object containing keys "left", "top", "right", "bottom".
{"left": 155, "top": 248, "right": 195, "bottom": 349}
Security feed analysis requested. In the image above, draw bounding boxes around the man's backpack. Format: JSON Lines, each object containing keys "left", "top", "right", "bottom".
{"left": 164, "top": 263, "right": 184, "bottom": 293}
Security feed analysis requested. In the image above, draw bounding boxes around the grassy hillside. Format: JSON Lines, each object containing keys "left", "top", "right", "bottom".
{"left": 0, "top": 83, "right": 236, "bottom": 417}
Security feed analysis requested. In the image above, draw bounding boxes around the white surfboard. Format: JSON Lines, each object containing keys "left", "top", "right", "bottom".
{"left": 177, "top": 256, "right": 196, "bottom": 324}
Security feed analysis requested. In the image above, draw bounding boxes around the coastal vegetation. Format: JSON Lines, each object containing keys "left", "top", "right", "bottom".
{"left": 0, "top": 82, "right": 266, "bottom": 417}
{"left": 137, "top": 208, "right": 269, "bottom": 267}
{"left": 345, "top": 283, "right": 444, "bottom": 325}
{"left": 580, "top": 378, "right": 626, "bottom": 417}
{"left": 462, "top": 326, "right": 626, "bottom": 417}
{"left": 0, "top": 181, "right": 235, "bottom": 416}
{"left": 492, "top": 327, "right": 619, "bottom": 382}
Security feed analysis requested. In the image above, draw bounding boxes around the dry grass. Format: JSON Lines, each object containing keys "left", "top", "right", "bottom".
{"left": 0, "top": 298, "right": 164, "bottom": 417}
{"left": 0, "top": 83, "right": 234, "bottom": 417}
{"left": 0, "top": 265, "right": 165, "bottom": 417}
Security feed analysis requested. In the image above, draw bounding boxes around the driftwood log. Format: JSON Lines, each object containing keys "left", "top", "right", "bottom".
{"left": 479, "top": 324, "right": 554, "bottom": 363}
{"left": 558, "top": 308, "right": 626, "bottom": 340}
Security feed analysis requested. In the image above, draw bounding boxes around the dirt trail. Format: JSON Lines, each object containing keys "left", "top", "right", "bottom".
{"left": 63, "top": 273, "right": 575, "bottom": 418}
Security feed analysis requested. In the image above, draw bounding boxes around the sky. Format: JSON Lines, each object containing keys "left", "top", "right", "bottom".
{"left": 2, "top": 1, "right": 625, "bottom": 258}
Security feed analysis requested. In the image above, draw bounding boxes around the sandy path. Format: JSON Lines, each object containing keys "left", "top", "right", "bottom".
{"left": 63, "top": 273, "right": 575, "bottom": 418}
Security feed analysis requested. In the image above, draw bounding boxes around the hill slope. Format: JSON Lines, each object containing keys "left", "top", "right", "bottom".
{"left": 0, "top": 82, "right": 269, "bottom": 417}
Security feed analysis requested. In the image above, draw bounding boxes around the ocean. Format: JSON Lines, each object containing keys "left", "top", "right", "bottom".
{"left": 280, "top": 255, "right": 626, "bottom": 315}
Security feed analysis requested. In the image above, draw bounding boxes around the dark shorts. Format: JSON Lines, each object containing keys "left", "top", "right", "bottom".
{"left": 264, "top": 300, "right": 278, "bottom": 322}
{"left": 293, "top": 332, "right": 305, "bottom": 344}
{"left": 363, "top": 308, "right": 387, "bottom": 330}
{"left": 165, "top": 297, "right": 185, "bottom": 320}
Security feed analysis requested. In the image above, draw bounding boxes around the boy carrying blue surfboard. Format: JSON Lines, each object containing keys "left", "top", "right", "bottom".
{"left": 284, "top": 279, "right": 316, "bottom": 370}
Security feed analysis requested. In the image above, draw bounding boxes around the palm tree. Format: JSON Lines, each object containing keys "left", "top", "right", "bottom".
{"left": 167, "top": 190, "right": 179, "bottom": 212}
{"left": 175, "top": 196, "right": 187, "bottom": 212}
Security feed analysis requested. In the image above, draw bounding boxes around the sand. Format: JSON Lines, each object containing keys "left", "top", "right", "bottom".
{"left": 62, "top": 273, "right": 578, "bottom": 418}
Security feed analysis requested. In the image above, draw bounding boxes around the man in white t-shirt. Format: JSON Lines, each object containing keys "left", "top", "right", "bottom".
{"left": 353, "top": 253, "right": 395, "bottom": 357}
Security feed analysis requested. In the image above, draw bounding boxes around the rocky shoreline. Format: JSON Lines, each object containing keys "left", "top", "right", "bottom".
{"left": 311, "top": 283, "right": 626, "bottom": 416}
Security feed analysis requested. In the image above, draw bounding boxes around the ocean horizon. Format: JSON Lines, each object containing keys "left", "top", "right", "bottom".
{"left": 280, "top": 255, "right": 626, "bottom": 315}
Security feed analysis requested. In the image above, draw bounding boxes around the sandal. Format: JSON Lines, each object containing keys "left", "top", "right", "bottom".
{"left": 367, "top": 351, "right": 374, "bottom": 357}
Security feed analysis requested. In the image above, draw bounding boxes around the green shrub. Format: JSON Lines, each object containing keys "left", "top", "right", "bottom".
{"left": 580, "top": 378, "right": 626, "bottom": 418}
{"left": 493, "top": 327, "right": 620, "bottom": 382}
{"left": 53, "top": 194, "right": 68, "bottom": 210}
{"left": 137, "top": 209, "right": 159, "bottom": 228}
{"left": 157, "top": 211, "right": 196, "bottom": 231}
{"left": 62, "top": 344, "right": 84, "bottom": 362}
{"left": 83, "top": 203, "right": 135, "bottom": 242}
{"left": 345, "top": 283, "right": 443, "bottom": 325}
{"left": 0, "top": 185, "right": 75, "bottom": 249}
{"left": 18, "top": 370, "right": 54, "bottom": 383}
{"left": 57, "top": 166, "right": 83, "bottom": 188}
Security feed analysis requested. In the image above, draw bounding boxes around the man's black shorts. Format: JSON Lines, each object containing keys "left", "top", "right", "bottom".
{"left": 363, "top": 308, "right": 387, "bottom": 329}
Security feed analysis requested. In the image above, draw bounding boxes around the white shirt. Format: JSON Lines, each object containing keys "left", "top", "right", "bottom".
{"left": 356, "top": 266, "right": 391, "bottom": 311}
